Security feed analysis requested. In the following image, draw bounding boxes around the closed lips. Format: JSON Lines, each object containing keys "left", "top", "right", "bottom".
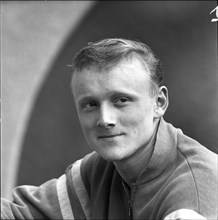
{"left": 98, "top": 133, "right": 125, "bottom": 139}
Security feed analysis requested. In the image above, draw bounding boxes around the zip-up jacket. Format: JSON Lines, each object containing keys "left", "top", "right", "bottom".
{"left": 1, "top": 119, "right": 217, "bottom": 219}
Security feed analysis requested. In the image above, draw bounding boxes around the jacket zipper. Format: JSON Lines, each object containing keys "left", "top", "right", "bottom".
{"left": 122, "top": 181, "right": 134, "bottom": 219}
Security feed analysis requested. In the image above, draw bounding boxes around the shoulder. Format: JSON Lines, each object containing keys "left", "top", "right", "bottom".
{"left": 63, "top": 152, "right": 114, "bottom": 219}
{"left": 163, "top": 129, "right": 218, "bottom": 219}
{"left": 66, "top": 151, "right": 115, "bottom": 195}
{"left": 177, "top": 131, "right": 217, "bottom": 179}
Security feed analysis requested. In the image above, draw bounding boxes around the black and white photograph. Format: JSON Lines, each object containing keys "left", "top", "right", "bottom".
{"left": 1, "top": 1, "right": 218, "bottom": 219}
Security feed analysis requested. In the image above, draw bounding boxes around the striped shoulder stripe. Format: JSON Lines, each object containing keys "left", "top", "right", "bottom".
{"left": 164, "top": 209, "right": 206, "bottom": 220}
{"left": 71, "top": 159, "right": 91, "bottom": 219}
{"left": 56, "top": 174, "right": 74, "bottom": 219}
{"left": 66, "top": 162, "right": 86, "bottom": 219}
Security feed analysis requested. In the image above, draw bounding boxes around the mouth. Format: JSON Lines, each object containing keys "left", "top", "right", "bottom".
{"left": 98, "top": 133, "right": 125, "bottom": 139}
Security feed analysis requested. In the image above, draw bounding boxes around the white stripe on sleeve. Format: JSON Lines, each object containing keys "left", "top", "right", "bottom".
{"left": 164, "top": 209, "right": 206, "bottom": 220}
{"left": 71, "top": 159, "right": 91, "bottom": 219}
{"left": 56, "top": 174, "right": 74, "bottom": 220}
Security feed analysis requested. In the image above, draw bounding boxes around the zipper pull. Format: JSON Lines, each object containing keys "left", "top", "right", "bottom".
{"left": 128, "top": 200, "right": 132, "bottom": 218}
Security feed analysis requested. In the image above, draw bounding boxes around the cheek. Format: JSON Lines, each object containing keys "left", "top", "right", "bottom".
{"left": 78, "top": 114, "right": 95, "bottom": 134}
{"left": 120, "top": 110, "right": 146, "bottom": 129}
{"left": 120, "top": 108, "right": 153, "bottom": 135}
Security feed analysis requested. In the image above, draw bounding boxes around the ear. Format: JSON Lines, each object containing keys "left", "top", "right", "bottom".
{"left": 154, "top": 86, "right": 169, "bottom": 118}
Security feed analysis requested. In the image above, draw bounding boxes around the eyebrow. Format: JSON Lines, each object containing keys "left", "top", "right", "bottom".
{"left": 77, "top": 96, "right": 95, "bottom": 105}
{"left": 76, "top": 90, "right": 139, "bottom": 105}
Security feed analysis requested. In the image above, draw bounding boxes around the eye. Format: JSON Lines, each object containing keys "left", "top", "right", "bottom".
{"left": 81, "top": 101, "right": 98, "bottom": 112}
{"left": 113, "top": 97, "right": 130, "bottom": 107}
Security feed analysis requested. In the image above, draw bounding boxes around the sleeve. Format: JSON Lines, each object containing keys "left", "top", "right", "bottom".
{"left": 163, "top": 209, "right": 207, "bottom": 220}
{"left": 1, "top": 153, "right": 97, "bottom": 220}
{"left": 64, "top": 158, "right": 91, "bottom": 219}
{"left": 1, "top": 174, "right": 74, "bottom": 220}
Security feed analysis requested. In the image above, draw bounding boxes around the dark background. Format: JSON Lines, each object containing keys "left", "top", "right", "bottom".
{"left": 17, "top": 1, "right": 217, "bottom": 186}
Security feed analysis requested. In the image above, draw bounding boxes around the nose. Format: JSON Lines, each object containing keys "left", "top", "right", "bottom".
{"left": 97, "top": 104, "right": 116, "bottom": 128}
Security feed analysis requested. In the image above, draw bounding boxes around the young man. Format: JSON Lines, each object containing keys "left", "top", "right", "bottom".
{"left": 1, "top": 38, "right": 217, "bottom": 219}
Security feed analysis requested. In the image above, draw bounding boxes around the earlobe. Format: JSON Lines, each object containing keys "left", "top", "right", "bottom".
{"left": 154, "top": 86, "right": 169, "bottom": 118}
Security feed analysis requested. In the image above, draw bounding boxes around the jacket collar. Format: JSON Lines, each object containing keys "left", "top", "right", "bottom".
{"left": 135, "top": 117, "right": 179, "bottom": 185}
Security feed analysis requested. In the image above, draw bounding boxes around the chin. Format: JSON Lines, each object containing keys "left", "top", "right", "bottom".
{"left": 99, "top": 149, "right": 132, "bottom": 162}
{"left": 89, "top": 141, "right": 133, "bottom": 161}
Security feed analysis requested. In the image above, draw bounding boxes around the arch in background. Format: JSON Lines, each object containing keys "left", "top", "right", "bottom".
{"left": 17, "top": 1, "right": 217, "bottom": 187}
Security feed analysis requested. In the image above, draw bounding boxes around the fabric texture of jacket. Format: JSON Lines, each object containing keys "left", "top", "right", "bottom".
{"left": 1, "top": 118, "right": 217, "bottom": 219}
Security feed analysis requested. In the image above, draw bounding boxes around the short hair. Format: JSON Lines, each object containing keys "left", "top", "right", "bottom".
{"left": 71, "top": 38, "right": 164, "bottom": 96}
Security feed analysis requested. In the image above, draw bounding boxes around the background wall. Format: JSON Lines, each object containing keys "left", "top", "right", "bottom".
{"left": 2, "top": 1, "right": 217, "bottom": 199}
{"left": 1, "top": 1, "right": 95, "bottom": 199}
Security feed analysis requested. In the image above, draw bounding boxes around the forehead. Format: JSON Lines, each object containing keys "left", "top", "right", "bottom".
{"left": 72, "top": 57, "right": 151, "bottom": 99}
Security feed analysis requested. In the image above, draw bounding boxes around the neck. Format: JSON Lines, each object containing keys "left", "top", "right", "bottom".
{"left": 113, "top": 120, "right": 159, "bottom": 185}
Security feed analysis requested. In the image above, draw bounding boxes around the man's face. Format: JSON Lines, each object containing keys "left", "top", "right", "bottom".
{"left": 72, "top": 58, "right": 159, "bottom": 162}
